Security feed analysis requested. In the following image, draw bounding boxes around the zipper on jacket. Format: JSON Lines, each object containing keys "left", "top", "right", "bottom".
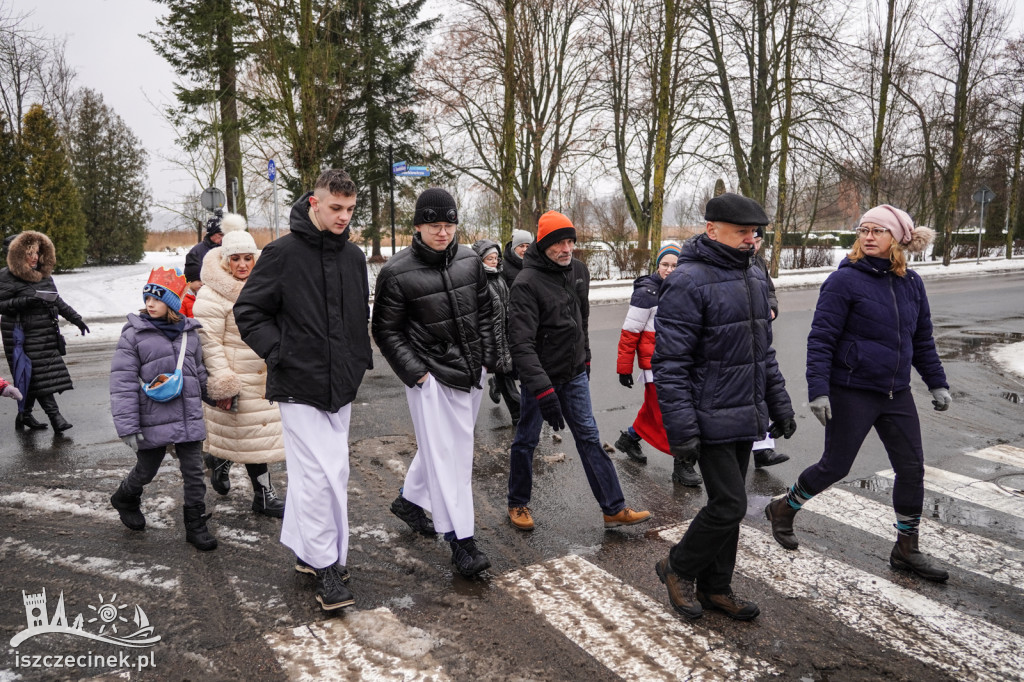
{"left": 888, "top": 274, "right": 900, "bottom": 399}
{"left": 742, "top": 268, "right": 761, "bottom": 433}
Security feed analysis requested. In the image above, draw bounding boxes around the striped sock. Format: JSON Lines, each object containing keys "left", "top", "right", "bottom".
{"left": 894, "top": 513, "right": 921, "bottom": 537}
{"left": 785, "top": 482, "right": 814, "bottom": 510}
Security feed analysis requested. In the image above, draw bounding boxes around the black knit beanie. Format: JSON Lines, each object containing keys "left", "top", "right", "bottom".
{"left": 413, "top": 188, "right": 459, "bottom": 226}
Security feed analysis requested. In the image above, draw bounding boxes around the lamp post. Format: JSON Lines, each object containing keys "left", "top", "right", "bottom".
{"left": 972, "top": 186, "right": 995, "bottom": 264}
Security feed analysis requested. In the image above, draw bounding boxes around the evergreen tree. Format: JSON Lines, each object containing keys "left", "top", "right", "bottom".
{"left": 0, "top": 114, "right": 27, "bottom": 241}
{"left": 21, "top": 104, "right": 86, "bottom": 270}
{"left": 70, "top": 90, "right": 150, "bottom": 265}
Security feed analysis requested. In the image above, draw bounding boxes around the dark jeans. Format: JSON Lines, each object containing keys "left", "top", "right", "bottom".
{"left": 122, "top": 440, "right": 207, "bottom": 507}
{"left": 798, "top": 385, "right": 924, "bottom": 516}
{"left": 508, "top": 372, "right": 625, "bottom": 515}
{"left": 669, "top": 441, "right": 752, "bottom": 594}
{"left": 492, "top": 372, "right": 521, "bottom": 422}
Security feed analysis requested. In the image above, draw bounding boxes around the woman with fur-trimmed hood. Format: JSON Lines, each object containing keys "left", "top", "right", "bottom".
{"left": 192, "top": 218, "right": 286, "bottom": 518}
{"left": 766, "top": 204, "right": 952, "bottom": 584}
{"left": 0, "top": 231, "right": 89, "bottom": 431}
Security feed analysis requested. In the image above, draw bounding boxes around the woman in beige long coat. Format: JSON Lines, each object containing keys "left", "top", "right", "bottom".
{"left": 193, "top": 221, "right": 286, "bottom": 517}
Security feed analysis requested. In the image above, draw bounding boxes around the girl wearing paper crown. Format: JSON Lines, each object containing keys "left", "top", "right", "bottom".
{"left": 108, "top": 266, "right": 219, "bottom": 551}
{"left": 193, "top": 219, "right": 287, "bottom": 518}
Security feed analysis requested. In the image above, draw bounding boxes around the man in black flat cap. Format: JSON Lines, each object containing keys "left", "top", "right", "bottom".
{"left": 652, "top": 192, "right": 797, "bottom": 622}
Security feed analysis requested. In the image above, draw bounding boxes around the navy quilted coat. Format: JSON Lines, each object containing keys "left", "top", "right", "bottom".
{"left": 653, "top": 235, "right": 793, "bottom": 446}
{"left": 109, "top": 314, "right": 208, "bottom": 448}
{"left": 806, "top": 256, "right": 947, "bottom": 401}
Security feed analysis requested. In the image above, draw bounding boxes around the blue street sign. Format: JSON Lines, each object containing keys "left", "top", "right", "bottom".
{"left": 268, "top": 159, "right": 276, "bottom": 182}
{"left": 392, "top": 160, "right": 407, "bottom": 174}
{"left": 396, "top": 166, "right": 430, "bottom": 177}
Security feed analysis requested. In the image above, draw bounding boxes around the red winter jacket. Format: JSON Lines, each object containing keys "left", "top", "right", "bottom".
{"left": 616, "top": 272, "right": 663, "bottom": 374}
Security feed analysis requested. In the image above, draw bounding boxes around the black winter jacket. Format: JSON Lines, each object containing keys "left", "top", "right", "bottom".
{"left": 372, "top": 233, "right": 495, "bottom": 391}
{"left": 184, "top": 235, "right": 219, "bottom": 282}
{"left": 472, "top": 239, "right": 513, "bottom": 374}
{"left": 507, "top": 244, "right": 591, "bottom": 396}
{"left": 653, "top": 235, "right": 793, "bottom": 446}
{"left": 0, "top": 232, "right": 83, "bottom": 397}
{"left": 753, "top": 252, "right": 779, "bottom": 317}
{"left": 501, "top": 240, "right": 524, "bottom": 288}
{"left": 233, "top": 193, "right": 373, "bottom": 412}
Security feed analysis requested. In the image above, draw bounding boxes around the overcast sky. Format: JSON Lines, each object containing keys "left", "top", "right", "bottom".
{"left": 14, "top": 0, "right": 1024, "bottom": 225}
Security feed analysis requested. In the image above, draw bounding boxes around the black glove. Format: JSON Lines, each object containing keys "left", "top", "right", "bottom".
{"left": 74, "top": 319, "right": 90, "bottom": 335}
{"left": 618, "top": 373, "right": 633, "bottom": 388}
{"left": 769, "top": 416, "right": 797, "bottom": 439}
{"left": 536, "top": 390, "right": 564, "bottom": 431}
{"left": 670, "top": 436, "right": 700, "bottom": 466}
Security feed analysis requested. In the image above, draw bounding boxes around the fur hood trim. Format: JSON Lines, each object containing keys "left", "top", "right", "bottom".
{"left": 6, "top": 231, "right": 55, "bottom": 282}
{"left": 199, "top": 246, "right": 251, "bottom": 302}
{"left": 906, "top": 226, "right": 935, "bottom": 254}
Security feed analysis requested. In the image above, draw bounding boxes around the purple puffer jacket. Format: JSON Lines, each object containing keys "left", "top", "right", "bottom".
{"left": 109, "top": 314, "right": 208, "bottom": 448}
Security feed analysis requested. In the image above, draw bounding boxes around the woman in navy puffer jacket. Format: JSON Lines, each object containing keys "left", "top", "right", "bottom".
{"left": 766, "top": 204, "right": 952, "bottom": 583}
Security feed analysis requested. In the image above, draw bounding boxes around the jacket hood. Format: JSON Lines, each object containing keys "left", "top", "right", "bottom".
{"left": 633, "top": 271, "right": 663, "bottom": 291}
{"left": 199, "top": 246, "right": 251, "bottom": 302}
{"left": 6, "top": 231, "right": 56, "bottom": 282}
{"left": 472, "top": 238, "right": 501, "bottom": 259}
{"left": 680, "top": 233, "right": 754, "bottom": 270}
{"left": 288, "top": 191, "right": 352, "bottom": 246}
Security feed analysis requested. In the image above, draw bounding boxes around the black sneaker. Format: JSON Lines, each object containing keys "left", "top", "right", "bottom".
{"left": 296, "top": 557, "right": 349, "bottom": 583}
{"left": 614, "top": 431, "right": 647, "bottom": 464}
{"left": 315, "top": 564, "right": 355, "bottom": 611}
{"left": 390, "top": 495, "right": 437, "bottom": 537}
{"left": 753, "top": 448, "right": 790, "bottom": 468}
{"left": 450, "top": 537, "right": 491, "bottom": 577}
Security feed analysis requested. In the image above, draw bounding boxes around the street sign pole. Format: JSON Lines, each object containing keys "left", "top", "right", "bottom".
{"left": 973, "top": 186, "right": 995, "bottom": 264}
{"left": 389, "top": 145, "right": 396, "bottom": 258}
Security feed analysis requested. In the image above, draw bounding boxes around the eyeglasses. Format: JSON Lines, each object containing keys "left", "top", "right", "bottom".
{"left": 659, "top": 262, "right": 677, "bottom": 270}
{"left": 424, "top": 223, "right": 457, "bottom": 235}
{"left": 855, "top": 226, "right": 891, "bottom": 237}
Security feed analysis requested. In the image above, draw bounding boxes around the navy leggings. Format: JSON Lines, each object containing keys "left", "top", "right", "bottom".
{"left": 798, "top": 385, "right": 924, "bottom": 517}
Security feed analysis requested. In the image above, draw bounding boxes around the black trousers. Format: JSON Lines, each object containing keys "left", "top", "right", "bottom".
{"left": 24, "top": 394, "right": 61, "bottom": 418}
{"left": 493, "top": 372, "right": 521, "bottom": 422}
{"left": 669, "top": 441, "right": 752, "bottom": 594}
{"left": 122, "top": 440, "right": 207, "bottom": 507}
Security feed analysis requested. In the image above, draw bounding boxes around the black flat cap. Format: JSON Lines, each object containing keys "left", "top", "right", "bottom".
{"left": 705, "top": 193, "right": 770, "bottom": 226}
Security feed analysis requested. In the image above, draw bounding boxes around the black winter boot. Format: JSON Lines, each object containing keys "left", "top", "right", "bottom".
{"left": 890, "top": 533, "right": 949, "bottom": 582}
{"left": 205, "top": 454, "right": 232, "bottom": 495}
{"left": 765, "top": 495, "right": 800, "bottom": 550}
{"left": 110, "top": 483, "right": 145, "bottom": 531}
{"left": 247, "top": 465, "right": 285, "bottom": 518}
{"left": 314, "top": 564, "right": 355, "bottom": 610}
{"left": 390, "top": 495, "right": 436, "bottom": 536}
{"left": 48, "top": 413, "right": 73, "bottom": 433}
{"left": 615, "top": 431, "right": 647, "bottom": 464}
{"left": 183, "top": 504, "right": 218, "bottom": 551}
{"left": 450, "top": 537, "right": 491, "bottom": 577}
{"left": 672, "top": 457, "right": 702, "bottom": 486}
{"left": 15, "top": 412, "right": 48, "bottom": 430}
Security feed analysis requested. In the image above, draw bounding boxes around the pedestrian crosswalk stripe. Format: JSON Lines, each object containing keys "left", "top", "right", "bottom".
{"left": 876, "top": 466, "right": 1024, "bottom": 517}
{"left": 500, "top": 554, "right": 779, "bottom": 681}
{"left": 968, "top": 444, "right": 1024, "bottom": 470}
{"left": 658, "top": 523, "right": 1024, "bottom": 682}
{"left": 804, "top": 487, "right": 1024, "bottom": 591}
{"left": 264, "top": 607, "right": 448, "bottom": 681}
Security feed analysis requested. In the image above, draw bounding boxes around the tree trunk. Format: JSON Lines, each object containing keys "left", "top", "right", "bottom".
{"left": 648, "top": 0, "right": 676, "bottom": 262}
{"left": 772, "top": 0, "right": 798, "bottom": 278}
{"left": 869, "top": 0, "right": 897, "bottom": 207}
{"left": 1007, "top": 103, "right": 1024, "bottom": 258}
{"left": 499, "top": 0, "right": 518, "bottom": 244}
{"left": 216, "top": 0, "right": 245, "bottom": 218}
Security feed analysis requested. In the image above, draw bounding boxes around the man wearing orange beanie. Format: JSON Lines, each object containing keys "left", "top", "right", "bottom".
{"left": 505, "top": 210, "right": 651, "bottom": 532}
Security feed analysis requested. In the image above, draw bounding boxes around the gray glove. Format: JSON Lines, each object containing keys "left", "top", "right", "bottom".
{"left": 809, "top": 396, "right": 831, "bottom": 426}
{"left": 930, "top": 387, "right": 952, "bottom": 411}
{"left": 121, "top": 433, "right": 142, "bottom": 453}
{"left": 1, "top": 384, "right": 22, "bottom": 400}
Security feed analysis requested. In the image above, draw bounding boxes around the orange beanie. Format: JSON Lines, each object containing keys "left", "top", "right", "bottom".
{"left": 536, "top": 210, "right": 577, "bottom": 252}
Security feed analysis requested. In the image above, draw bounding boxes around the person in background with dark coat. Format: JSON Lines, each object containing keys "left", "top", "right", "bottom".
{"left": 501, "top": 229, "right": 533, "bottom": 288}
{"left": 506, "top": 210, "right": 651, "bottom": 533}
{"left": 373, "top": 188, "right": 496, "bottom": 578}
{"left": 234, "top": 169, "right": 373, "bottom": 612}
{"left": 766, "top": 204, "right": 951, "bottom": 583}
{"left": 473, "top": 238, "right": 520, "bottom": 425}
{"left": 749, "top": 227, "right": 789, "bottom": 469}
{"left": 184, "top": 211, "right": 242, "bottom": 284}
{"left": 0, "top": 231, "right": 89, "bottom": 432}
{"left": 653, "top": 193, "right": 796, "bottom": 622}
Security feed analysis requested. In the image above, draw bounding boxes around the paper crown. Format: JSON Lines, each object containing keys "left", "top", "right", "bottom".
{"left": 143, "top": 267, "right": 188, "bottom": 312}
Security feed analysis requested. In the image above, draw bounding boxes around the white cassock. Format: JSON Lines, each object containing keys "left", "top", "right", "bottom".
{"left": 753, "top": 432, "right": 775, "bottom": 450}
{"left": 278, "top": 402, "right": 352, "bottom": 569}
{"left": 403, "top": 371, "right": 484, "bottom": 540}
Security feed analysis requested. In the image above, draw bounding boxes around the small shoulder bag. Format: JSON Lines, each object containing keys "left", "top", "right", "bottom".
{"left": 140, "top": 331, "right": 188, "bottom": 402}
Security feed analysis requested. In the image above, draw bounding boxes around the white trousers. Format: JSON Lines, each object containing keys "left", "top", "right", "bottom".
{"left": 278, "top": 402, "right": 352, "bottom": 569}
{"left": 403, "top": 373, "right": 483, "bottom": 540}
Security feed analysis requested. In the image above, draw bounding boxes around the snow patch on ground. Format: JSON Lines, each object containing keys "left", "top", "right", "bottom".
{"left": 992, "top": 342, "right": 1024, "bottom": 380}
{"left": 0, "top": 538, "right": 179, "bottom": 591}
{"left": 350, "top": 524, "right": 400, "bottom": 545}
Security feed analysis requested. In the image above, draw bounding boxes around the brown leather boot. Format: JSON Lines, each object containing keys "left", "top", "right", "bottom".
{"left": 655, "top": 558, "right": 702, "bottom": 619}
{"left": 890, "top": 533, "right": 949, "bottom": 582}
{"left": 765, "top": 495, "right": 800, "bottom": 550}
{"left": 696, "top": 590, "right": 760, "bottom": 621}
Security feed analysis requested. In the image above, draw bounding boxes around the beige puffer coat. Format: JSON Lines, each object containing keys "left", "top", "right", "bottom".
{"left": 193, "top": 248, "right": 284, "bottom": 463}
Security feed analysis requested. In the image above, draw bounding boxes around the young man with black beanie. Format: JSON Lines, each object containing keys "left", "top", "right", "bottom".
{"left": 372, "top": 187, "right": 496, "bottom": 578}
{"left": 505, "top": 210, "right": 651, "bottom": 532}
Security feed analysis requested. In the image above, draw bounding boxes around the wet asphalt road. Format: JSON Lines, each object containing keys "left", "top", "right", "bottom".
{"left": 1, "top": 271, "right": 1023, "bottom": 681}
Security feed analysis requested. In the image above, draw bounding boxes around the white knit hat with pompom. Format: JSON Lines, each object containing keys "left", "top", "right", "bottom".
{"left": 219, "top": 213, "right": 257, "bottom": 258}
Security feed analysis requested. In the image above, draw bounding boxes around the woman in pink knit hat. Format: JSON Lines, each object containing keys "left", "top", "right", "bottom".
{"left": 766, "top": 204, "right": 953, "bottom": 583}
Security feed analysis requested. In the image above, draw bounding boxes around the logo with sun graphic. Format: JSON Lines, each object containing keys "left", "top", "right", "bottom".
{"left": 10, "top": 588, "right": 160, "bottom": 648}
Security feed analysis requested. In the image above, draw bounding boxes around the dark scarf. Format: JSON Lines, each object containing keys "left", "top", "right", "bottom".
{"left": 141, "top": 313, "right": 186, "bottom": 341}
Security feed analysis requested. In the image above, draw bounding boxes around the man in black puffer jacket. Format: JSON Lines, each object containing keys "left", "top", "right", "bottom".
{"left": 372, "top": 188, "right": 495, "bottom": 578}
{"left": 234, "top": 169, "right": 372, "bottom": 613}
{"left": 505, "top": 210, "right": 651, "bottom": 534}
{"left": 652, "top": 193, "right": 796, "bottom": 623}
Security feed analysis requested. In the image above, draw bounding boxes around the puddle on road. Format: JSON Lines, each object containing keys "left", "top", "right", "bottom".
{"left": 938, "top": 329, "right": 1024, "bottom": 363}
{"left": 849, "top": 476, "right": 1024, "bottom": 539}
